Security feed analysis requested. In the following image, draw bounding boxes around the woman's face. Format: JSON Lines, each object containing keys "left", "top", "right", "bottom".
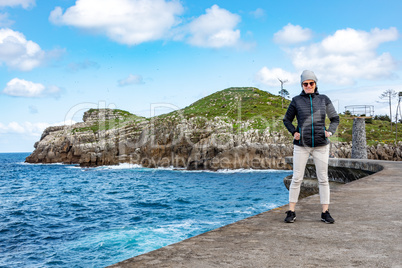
{"left": 302, "top": 79, "right": 316, "bottom": 94}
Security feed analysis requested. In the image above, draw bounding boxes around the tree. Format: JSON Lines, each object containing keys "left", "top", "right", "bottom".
{"left": 379, "top": 89, "right": 397, "bottom": 131}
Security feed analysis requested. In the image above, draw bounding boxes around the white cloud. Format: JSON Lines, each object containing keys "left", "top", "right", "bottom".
{"left": 273, "top": 23, "right": 313, "bottom": 44}
{"left": 48, "top": 2, "right": 247, "bottom": 48}
{"left": 3, "top": 78, "right": 61, "bottom": 98}
{"left": 0, "top": 121, "right": 49, "bottom": 136}
{"left": 0, "top": 13, "right": 14, "bottom": 27}
{"left": 49, "top": 0, "right": 184, "bottom": 45}
{"left": 187, "top": 5, "right": 241, "bottom": 48}
{"left": 257, "top": 26, "right": 400, "bottom": 88}
{"left": 321, "top": 27, "right": 398, "bottom": 53}
{"left": 118, "top": 74, "right": 144, "bottom": 86}
{"left": 0, "top": 119, "right": 77, "bottom": 138}
{"left": 249, "top": 8, "right": 265, "bottom": 19}
{"left": 67, "top": 59, "right": 100, "bottom": 72}
{"left": 325, "top": 84, "right": 402, "bottom": 116}
{"left": 254, "top": 67, "right": 299, "bottom": 87}
{"left": 0, "top": 0, "right": 35, "bottom": 9}
{"left": 0, "top": 28, "right": 46, "bottom": 71}
{"left": 3, "top": 78, "right": 44, "bottom": 97}
{"left": 290, "top": 27, "right": 399, "bottom": 84}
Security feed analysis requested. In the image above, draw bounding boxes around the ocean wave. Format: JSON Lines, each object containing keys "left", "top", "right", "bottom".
{"left": 65, "top": 163, "right": 147, "bottom": 171}
{"left": 179, "top": 168, "right": 287, "bottom": 174}
{"left": 94, "top": 163, "right": 145, "bottom": 170}
{"left": 232, "top": 202, "right": 279, "bottom": 214}
{"left": 61, "top": 218, "right": 224, "bottom": 265}
{"left": 19, "top": 161, "right": 74, "bottom": 166}
{"left": 2, "top": 153, "right": 289, "bottom": 268}
{"left": 65, "top": 163, "right": 287, "bottom": 173}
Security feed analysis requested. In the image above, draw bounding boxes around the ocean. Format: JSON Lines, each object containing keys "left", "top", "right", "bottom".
{"left": 0, "top": 153, "right": 291, "bottom": 268}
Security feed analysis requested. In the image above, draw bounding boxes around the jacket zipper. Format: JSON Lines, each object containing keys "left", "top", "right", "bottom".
{"left": 309, "top": 95, "right": 314, "bottom": 147}
{"left": 299, "top": 127, "right": 301, "bottom": 144}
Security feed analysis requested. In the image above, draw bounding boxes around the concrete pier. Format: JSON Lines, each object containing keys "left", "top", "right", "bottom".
{"left": 109, "top": 159, "right": 402, "bottom": 268}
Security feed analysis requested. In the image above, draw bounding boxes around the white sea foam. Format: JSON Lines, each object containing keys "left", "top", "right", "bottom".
{"left": 156, "top": 166, "right": 186, "bottom": 171}
{"left": 96, "top": 163, "right": 144, "bottom": 170}
{"left": 65, "top": 163, "right": 147, "bottom": 170}
{"left": 24, "top": 161, "right": 289, "bottom": 174}
{"left": 180, "top": 168, "right": 287, "bottom": 174}
{"left": 216, "top": 168, "right": 286, "bottom": 173}
{"left": 20, "top": 161, "right": 75, "bottom": 166}
{"left": 64, "top": 218, "right": 223, "bottom": 256}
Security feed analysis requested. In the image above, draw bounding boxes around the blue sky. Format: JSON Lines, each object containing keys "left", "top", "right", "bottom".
{"left": 1, "top": 0, "right": 402, "bottom": 152}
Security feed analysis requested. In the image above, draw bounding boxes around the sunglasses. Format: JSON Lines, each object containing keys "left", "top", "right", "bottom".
{"left": 302, "top": 82, "right": 315, "bottom": 87}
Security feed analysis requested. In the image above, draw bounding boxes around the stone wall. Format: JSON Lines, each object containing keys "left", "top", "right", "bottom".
{"left": 283, "top": 157, "right": 384, "bottom": 198}
{"left": 330, "top": 142, "right": 402, "bottom": 161}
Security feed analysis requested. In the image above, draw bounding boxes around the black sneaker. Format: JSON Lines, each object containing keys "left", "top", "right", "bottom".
{"left": 284, "top": 210, "right": 296, "bottom": 223}
{"left": 321, "top": 210, "right": 335, "bottom": 224}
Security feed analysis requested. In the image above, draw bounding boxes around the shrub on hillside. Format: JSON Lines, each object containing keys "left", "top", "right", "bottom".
{"left": 374, "top": 115, "right": 391, "bottom": 122}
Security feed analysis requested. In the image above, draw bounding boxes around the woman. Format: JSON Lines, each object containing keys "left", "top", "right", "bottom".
{"left": 283, "top": 70, "right": 339, "bottom": 224}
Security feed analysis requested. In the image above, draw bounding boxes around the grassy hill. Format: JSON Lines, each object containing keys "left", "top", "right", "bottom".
{"left": 158, "top": 87, "right": 290, "bottom": 132}
{"left": 73, "top": 87, "right": 402, "bottom": 145}
{"left": 335, "top": 115, "right": 402, "bottom": 145}
{"left": 159, "top": 87, "right": 402, "bottom": 145}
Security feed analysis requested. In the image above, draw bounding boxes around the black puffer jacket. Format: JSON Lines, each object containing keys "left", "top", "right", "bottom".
{"left": 283, "top": 90, "right": 339, "bottom": 147}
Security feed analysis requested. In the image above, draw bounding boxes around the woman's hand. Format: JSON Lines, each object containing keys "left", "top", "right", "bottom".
{"left": 325, "top": 131, "right": 332, "bottom": 138}
{"left": 294, "top": 132, "right": 300, "bottom": 140}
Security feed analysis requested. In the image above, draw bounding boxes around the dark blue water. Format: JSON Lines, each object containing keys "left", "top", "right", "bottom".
{"left": 0, "top": 153, "right": 291, "bottom": 268}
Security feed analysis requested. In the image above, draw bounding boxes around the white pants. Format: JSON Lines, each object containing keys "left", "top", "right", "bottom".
{"left": 289, "top": 144, "right": 330, "bottom": 204}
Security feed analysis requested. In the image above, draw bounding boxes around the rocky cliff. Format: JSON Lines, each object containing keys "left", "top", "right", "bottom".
{"left": 25, "top": 88, "right": 402, "bottom": 169}
{"left": 25, "top": 108, "right": 294, "bottom": 169}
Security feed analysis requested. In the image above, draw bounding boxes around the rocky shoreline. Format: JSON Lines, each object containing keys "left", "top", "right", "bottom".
{"left": 25, "top": 109, "right": 402, "bottom": 170}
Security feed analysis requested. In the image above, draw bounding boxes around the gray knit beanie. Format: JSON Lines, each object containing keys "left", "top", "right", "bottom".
{"left": 300, "top": 70, "right": 318, "bottom": 83}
